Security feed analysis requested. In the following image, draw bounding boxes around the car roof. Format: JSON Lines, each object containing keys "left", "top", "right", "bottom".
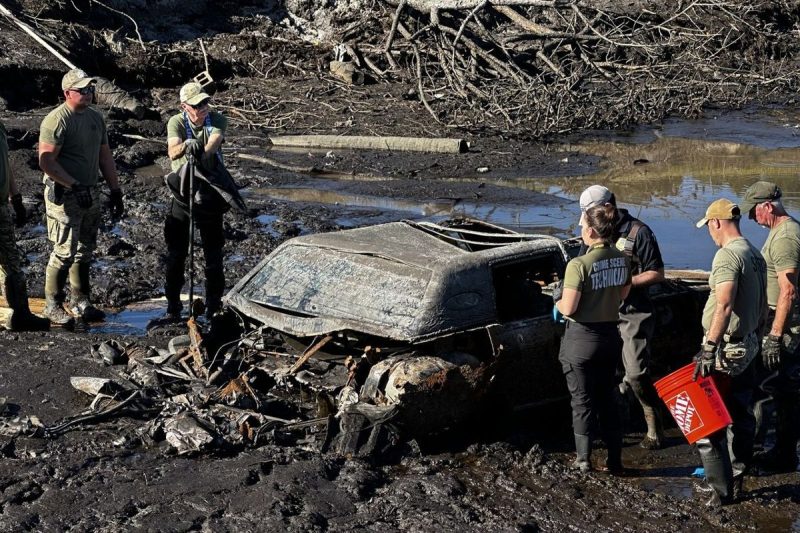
{"left": 226, "top": 220, "right": 565, "bottom": 341}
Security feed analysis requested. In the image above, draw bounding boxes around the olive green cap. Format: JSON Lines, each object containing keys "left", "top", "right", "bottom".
{"left": 740, "top": 181, "right": 782, "bottom": 214}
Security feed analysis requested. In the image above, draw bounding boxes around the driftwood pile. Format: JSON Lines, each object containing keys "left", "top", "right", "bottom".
{"left": 335, "top": 0, "right": 800, "bottom": 134}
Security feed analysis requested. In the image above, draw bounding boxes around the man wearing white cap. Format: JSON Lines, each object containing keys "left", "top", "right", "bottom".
{"left": 38, "top": 68, "right": 124, "bottom": 326}
{"left": 578, "top": 185, "right": 667, "bottom": 449}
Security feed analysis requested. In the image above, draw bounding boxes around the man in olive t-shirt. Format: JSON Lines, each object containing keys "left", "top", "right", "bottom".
{"left": 694, "top": 198, "right": 767, "bottom": 506}
{"left": 160, "top": 82, "right": 229, "bottom": 321}
{"left": 38, "top": 69, "right": 124, "bottom": 325}
{"left": 741, "top": 180, "right": 800, "bottom": 473}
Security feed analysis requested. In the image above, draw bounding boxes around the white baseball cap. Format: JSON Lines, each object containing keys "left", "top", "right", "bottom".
{"left": 578, "top": 185, "right": 612, "bottom": 226}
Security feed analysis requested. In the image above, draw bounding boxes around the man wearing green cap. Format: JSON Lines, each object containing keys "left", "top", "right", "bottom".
{"left": 741, "top": 180, "right": 800, "bottom": 473}
{"left": 38, "top": 68, "right": 125, "bottom": 326}
{"left": 0, "top": 120, "right": 50, "bottom": 331}
{"left": 694, "top": 198, "right": 767, "bottom": 505}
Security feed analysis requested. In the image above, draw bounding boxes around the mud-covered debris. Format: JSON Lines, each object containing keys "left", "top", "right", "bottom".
{"left": 91, "top": 340, "right": 127, "bottom": 365}
{"left": 0, "top": 416, "right": 44, "bottom": 438}
{"left": 70, "top": 376, "right": 130, "bottom": 397}
{"left": 164, "top": 411, "right": 218, "bottom": 455}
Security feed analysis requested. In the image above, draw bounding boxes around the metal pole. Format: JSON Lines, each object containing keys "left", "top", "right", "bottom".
{"left": 187, "top": 154, "right": 196, "bottom": 317}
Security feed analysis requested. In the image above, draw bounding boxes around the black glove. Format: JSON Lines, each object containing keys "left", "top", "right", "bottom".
{"left": 184, "top": 139, "right": 204, "bottom": 159}
{"left": 762, "top": 334, "right": 782, "bottom": 371}
{"left": 10, "top": 193, "right": 25, "bottom": 226}
{"left": 71, "top": 184, "right": 93, "bottom": 209}
{"left": 551, "top": 280, "right": 564, "bottom": 303}
{"left": 109, "top": 188, "right": 124, "bottom": 218}
{"left": 693, "top": 341, "right": 718, "bottom": 380}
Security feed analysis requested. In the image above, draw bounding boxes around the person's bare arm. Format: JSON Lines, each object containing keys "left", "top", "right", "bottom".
{"left": 620, "top": 282, "right": 631, "bottom": 301}
{"left": 706, "top": 280, "right": 737, "bottom": 344}
{"left": 770, "top": 268, "right": 799, "bottom": 337}
{"left": 205, "top": 132, "right": 224, "bottom": 154}
{"left": 99, "top": 144, "right": 120, "bottom": 190}
{"left": 167, "top": 137, "right": 186, "bottom": 161}
{"left": 632, "top": 268, "right": 665, "bottom": 288}
{"left": 39, "top": 142, "right": 78, "bottom": 188}
{"left": 556, "top": 288, "right": 581, "bottom": 316}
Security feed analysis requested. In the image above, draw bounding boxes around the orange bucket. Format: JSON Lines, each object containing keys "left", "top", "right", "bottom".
{"left": 654, "top": 363, "right": 732, "bottom": 444}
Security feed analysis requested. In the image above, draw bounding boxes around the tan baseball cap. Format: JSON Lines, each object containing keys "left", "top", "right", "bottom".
{"left": 61, "top": 69, "right": 96, "bottom": 91}
{"left": 179, "top": 82, "right": 211, "bottom": 105}
{"left": 695, "top": 198, "right": 741, "bottom": 228}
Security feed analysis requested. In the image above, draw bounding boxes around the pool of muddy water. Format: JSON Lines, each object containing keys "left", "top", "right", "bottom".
{"left": 249, "top": 110, "right": 800, "bottom": 270}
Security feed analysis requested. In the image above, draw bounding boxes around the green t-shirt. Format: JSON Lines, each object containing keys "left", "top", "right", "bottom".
{"left": 702, "top": 237, "right": 767, "bottom": 337}
{"left": 0, "top": 121, "right": 9, "bottom": 200}
{"left": 563, "top": 243, "right": 631, "bottom": 323}
{"left": 166, "top": 111, "right": 227, "bottom": 172}
{"left": 762, "top": 218, "right": 800, "bottom": 308}
{"left": 39, "top": 103, "right": 109, "bottom": 186}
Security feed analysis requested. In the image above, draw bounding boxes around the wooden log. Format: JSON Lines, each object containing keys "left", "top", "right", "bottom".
{"left": 288, "top": 335, "right": 333, "bottom": 376}
{"left": 269, "top": 135, "right": 468, "bottom": 154}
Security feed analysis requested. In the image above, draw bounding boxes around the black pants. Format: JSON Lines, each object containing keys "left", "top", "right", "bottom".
{"left": 560, "top": 321, "right": 622, "bottom": 442}
{"left": 164, "top": 200, "right": 225, "bottom": 314}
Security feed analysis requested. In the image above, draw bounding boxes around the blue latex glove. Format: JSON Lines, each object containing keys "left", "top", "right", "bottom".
{"left": 552, "top": 305, "right": 565, "bottom": 324}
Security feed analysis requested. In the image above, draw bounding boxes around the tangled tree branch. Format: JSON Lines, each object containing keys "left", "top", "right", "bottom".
{"left": 328, "top": 0, "right": 800, "bottom": 134}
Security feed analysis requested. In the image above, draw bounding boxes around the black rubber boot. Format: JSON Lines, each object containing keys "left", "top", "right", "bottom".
{"left": 601, "top": 430, "right": 626, "bottom": 474}
{"left": 754, "top": 399, "right": 799, "bottom": 473}
{"left": 573, "top": 433, "right": 592, "bottom": 472}
{"left": 696, "top": 432, "right": 734, "bottom": 505}
{"left": 3, "top": 275, "right": 49, "bottom": 331}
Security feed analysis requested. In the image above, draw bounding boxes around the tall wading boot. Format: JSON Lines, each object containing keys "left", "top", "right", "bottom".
{"left": 573, "top": 433, "right": 592, "bottom": 472}
{"left": 3, "top": 275, "right": 49, "bottom": 331}
{"left": 696, "top": 432, "right": 734, "bottom": 506}
{"left": 630, "top": 378, "right": 665, "bottom": 450}
{"left": 43, "top": 265, "right": 75, "bottom": 327}
{"left": 754, "top": 397, "right": 800, "bottom": 473}
{"left": 600, "top": 429, "right": 626, "bottom": 474}
{"left": 68, "top": 262, "right": 105, "bottom": 321}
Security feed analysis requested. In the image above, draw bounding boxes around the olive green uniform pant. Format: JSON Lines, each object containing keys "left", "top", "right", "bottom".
{"left": 0, "top": 204, "right": 30, "bottom": 310}
{"left": 44, "top": 183, "right": 101, "bottom": 301}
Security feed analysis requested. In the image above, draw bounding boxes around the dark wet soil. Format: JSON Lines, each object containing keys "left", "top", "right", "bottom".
{"left": 1, "top": 2, "right": 799, "bottom": 531}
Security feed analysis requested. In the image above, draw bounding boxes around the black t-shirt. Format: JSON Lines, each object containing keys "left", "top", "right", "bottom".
{"left": 578, "top": 209, "right": 664, "bottom": 309}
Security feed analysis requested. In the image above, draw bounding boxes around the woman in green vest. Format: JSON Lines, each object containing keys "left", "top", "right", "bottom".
{"left": 556, "top": 203, "right": 631, "bottom": 472}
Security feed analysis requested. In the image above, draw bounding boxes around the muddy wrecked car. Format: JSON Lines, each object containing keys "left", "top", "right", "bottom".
{"left": 223, "top": 218, "right": 709, "bottom": 444}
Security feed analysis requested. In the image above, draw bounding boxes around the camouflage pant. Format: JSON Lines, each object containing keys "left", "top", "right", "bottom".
{"left": 0, "top": 204, "right": 26, "bottom": 295}
{"left": 711, "top": 331, "right": 760, "bottom": 377}
{"left": 44, "top": 183, "right": 101, "bottom": 270}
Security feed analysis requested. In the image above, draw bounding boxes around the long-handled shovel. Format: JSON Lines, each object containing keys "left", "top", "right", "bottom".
{"left": 186, "top": 153, "right": 197, "bottom": 318}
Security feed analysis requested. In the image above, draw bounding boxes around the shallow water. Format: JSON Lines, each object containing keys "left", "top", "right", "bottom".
{"left": 253, "top": 110, "right": 800, "bottom": 270}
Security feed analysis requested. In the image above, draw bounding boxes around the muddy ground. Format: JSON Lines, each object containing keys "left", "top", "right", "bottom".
{"left": 1, "top": 1, "right": 800, "bottom": 531}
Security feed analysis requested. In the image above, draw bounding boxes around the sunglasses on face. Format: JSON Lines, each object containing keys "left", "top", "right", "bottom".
{"left": 188, "top": 99, "right": 210, "bottom": 110}
{"left": 69, "top": 86, "right": 95, "bottom": 95}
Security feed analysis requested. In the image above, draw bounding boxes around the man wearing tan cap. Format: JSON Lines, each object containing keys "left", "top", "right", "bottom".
{"left": 694, "top": 198, "right": 767, "bottom": 506}
{"left": 741, "top": 180, "right": 800, "bottom": 473}
{"left": 578, "top": 185, "right": 667, "bottom": 450}
{"left": 162, "top": 82, "right": 229, "bottom": 321}
{"left": 38, "top": 68, "right": 125, "bottom": 326}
